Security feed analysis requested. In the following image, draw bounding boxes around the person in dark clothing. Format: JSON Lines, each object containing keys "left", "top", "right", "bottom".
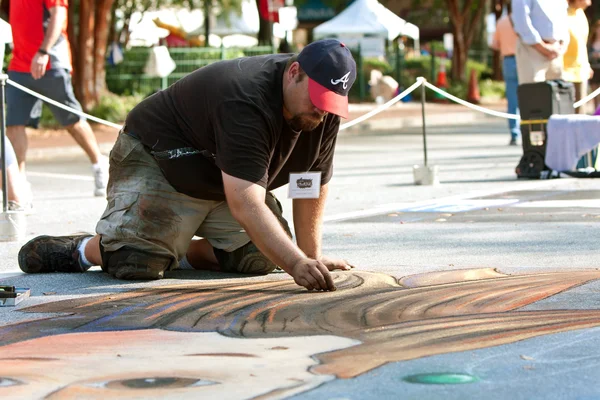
{"left": 18, "top": 39, "right": 357, "bottom": 292}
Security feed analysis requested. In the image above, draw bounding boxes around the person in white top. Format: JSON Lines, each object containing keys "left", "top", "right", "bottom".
{"left": 511, "top": 0, "right": 570, "bottom": 83}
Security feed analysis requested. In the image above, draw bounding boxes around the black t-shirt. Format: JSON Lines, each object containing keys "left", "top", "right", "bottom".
{"left": 124, "top": 54, "right": 340, "bottom": 201}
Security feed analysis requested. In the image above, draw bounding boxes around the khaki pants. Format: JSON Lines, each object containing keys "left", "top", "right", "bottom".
{"left": 516, "top": 39, "right": 564, "bottom": 84}
{"left": 573, "top": 81, "right": 589, "bottom": 114}
{"left": 96, "top": 133, "right": 289, "bottom": 278}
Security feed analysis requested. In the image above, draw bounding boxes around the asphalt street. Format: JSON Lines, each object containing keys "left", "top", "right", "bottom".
{"left": 1, "top": 118, "right": 600, "bottom": 399}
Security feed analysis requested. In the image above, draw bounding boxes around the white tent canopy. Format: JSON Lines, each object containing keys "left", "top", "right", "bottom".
{"left": 127, "top": 0, "right": 259, "bottom": 47}
{"left": 313, "top": 0, "right": 419, "bottom": 41}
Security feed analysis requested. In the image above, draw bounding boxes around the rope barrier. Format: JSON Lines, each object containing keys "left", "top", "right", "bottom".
{"left": 339, "top": 78, "right": 424, "bottom": 131}
{"left": 7, "top": 76, "right": 600, "bottom": 132}
{"left": 6, "top": 79, "right": 123, "bottom": 130}
{"left": 422, "top": 81, "right": 521, "bottom": 120}
{"left": 573, "top": 85, "right": 600, "bottom": 109}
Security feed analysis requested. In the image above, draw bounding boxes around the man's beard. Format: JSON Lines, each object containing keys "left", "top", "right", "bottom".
{"left": 288, "top": 112, "right": 325, "bottom": 132}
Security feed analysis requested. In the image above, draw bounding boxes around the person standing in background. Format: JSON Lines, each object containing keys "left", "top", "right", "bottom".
{"left": 588, "top": 21, "right": 600, "bottom": 110}
{"left": 6, "top": 0, "right": 109, "bottom": 196}
{"left": 564, "top": 0, "right": 593, "bottom": 114}
{"left": 511, "top": 0, "right": 569, "bottom": 84}
{"left": 491, "top": 4, "right": 521, "bottom": 146}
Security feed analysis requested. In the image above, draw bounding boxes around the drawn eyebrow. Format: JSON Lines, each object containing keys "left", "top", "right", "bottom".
{"left": 3, "top": 357, "right": 60, "bottom": 361}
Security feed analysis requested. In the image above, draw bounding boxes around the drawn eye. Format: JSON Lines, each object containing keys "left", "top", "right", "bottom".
{"left": 88, "top": 377, "right": 217, "bottom": 390}
{"left": 0, "top": 377, "right": 22, "bottom": 387}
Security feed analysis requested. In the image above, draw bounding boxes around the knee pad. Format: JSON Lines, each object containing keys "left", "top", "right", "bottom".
{"left": 213, "top": 242, "right": 277, "bottom": 275}
{"left": 101, "top": 246, "right": 173, "bottom": 280}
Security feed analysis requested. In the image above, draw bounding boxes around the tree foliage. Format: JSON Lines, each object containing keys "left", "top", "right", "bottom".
{"left": 69, "top": 0, "right": 243, "bottom": 110}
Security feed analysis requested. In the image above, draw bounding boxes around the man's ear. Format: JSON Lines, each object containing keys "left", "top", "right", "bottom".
{"left": 287, "top": 61, "right": 300, "bottom": 82}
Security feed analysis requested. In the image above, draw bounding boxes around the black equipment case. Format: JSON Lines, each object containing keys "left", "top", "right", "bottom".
{"left": 515, "top": 80, "right": 575, "bottom": 178}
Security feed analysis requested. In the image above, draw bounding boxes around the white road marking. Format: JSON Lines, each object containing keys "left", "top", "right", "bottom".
{"left": 400, "top": 199, "right": 520, "bottom": 213}
{"left": 324, "top": 179, "right": 572, "bottom": 222}
{"left": 514, "top": 200, "right": 600, "bottom": 208}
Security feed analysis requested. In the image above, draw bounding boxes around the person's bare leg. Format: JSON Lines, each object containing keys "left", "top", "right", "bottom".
{"left": 185, "top": 238, "right": 220, "bottom": 271}
{"left": 1, "top": 164, "right": 24, "bottom": 204}
{"left": 84, "top": 235, "right": 103, "bottom": 266}
{"left": 65, "top": 120, "right": 102, "bottom": 164}
{"left": 6, "top": 125, "right": 28, "bottom": 172}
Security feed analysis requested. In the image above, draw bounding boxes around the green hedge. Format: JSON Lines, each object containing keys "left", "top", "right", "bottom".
{"left": 38, "top": 92, "right": 142, "bottom": 129}
{"left": 105, "top": 46, "right": 273, "bottom": 96}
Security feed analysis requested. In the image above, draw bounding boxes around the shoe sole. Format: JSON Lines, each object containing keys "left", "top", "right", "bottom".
{"left": 18, "top": 235, "right": 88, "bottom": 274}
{"left": 18, "top": 235, "right": 52, "bottom": 273}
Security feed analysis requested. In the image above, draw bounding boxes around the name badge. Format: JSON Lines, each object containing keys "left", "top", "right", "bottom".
{"left": 288, "top": 172, "right": 321, "bottom": 199}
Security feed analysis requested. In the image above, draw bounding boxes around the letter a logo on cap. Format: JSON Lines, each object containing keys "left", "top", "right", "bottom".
{"left": 331, "top": 72, "right": 351, "bottom": 89}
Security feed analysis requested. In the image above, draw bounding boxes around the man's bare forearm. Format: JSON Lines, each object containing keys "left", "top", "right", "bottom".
{"left": 293, "top": 184, "right": 328, "bottom": 259}
{"left": 40, "top": 7, "right": 66, "bottom": 52}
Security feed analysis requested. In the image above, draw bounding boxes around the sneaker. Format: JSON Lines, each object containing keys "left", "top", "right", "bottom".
{"left": 509, "top": 138, "right": 519, "bottom": 146}
{"left": 92, "top": 158, "right": 109, "bottom": 197}
{"left": 7, "top": 200, "right": 34, "bottom": 214}
{"left": 18, "top": 234, "right": 93, "bottom": 274}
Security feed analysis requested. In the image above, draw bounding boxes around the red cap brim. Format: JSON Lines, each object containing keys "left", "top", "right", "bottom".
{"left": 308, "top": 78, "right": 349, "bottom": 119}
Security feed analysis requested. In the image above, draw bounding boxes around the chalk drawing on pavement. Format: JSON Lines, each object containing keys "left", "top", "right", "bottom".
{"left": 2, "top": 268, "right": 600, "bottom": 398}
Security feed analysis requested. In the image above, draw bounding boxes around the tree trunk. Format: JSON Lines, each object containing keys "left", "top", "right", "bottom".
{"left": 256, "top": 0, "right": 273, "bottom": 46}
{"left": 204, "top": 0, "right": 211, "bottom": 47}
{"left": 445, "top": 0, "right": 487, "bottom": 83}
{"left": 257, "top": 17, "right": 273, "bottom": 46}
{"left": 68, "top": 0, "right": 113, "bottom": 111}
{"left": 93, "top": 0, "right": 114, "bottom": 104}
{"left": 452, "top": 28, "right": 468, "bottom": 81}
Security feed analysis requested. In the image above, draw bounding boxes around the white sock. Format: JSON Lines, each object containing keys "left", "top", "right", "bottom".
{"left": 77, "top": 237, "right": 93, "bottom": 267}
{"left": 178, "top": 255, "right": 194, "bottom": 270}
{"left": 92, "top": 155, "right": 108, "bottom": 170}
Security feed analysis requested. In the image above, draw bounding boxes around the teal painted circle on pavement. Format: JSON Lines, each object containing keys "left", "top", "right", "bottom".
{"left": 403, "top": 372, "right": 479, "bottom": 385}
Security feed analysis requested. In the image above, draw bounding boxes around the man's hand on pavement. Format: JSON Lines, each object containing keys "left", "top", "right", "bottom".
{"left": 291, "top": 258, "right": 336, "bottom": 291}
{"left": 319, "top": 255, "right": 354, "bottom": 271}
{"left": 31, "top": 53, "right": 49, "bottom": 80}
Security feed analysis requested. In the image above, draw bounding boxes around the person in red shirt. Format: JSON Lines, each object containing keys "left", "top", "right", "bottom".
{"left": 6, "top": 0, "right": 108, "bottom": 196}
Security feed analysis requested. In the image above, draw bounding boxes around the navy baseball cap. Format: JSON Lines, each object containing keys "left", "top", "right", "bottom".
{"left": 297, "top": 39, "right": 357, "bottom": 119}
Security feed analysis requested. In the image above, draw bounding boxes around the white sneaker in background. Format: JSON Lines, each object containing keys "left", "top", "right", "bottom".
{"left": 7, "top": 200, "right": 34, "bottom": 214}
{"left": 92, "top": 156, "right": 109, "bottom": 197}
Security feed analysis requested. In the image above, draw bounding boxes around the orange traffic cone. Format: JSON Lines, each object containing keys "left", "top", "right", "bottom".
{"left": 467, "top": 69, "right": 480, "bottom": 104}
{"left": 436, "top": 61, "right": 448, "bottom": 88}
{"left": 433, "top": 59, "right": 449, "bottom": 102}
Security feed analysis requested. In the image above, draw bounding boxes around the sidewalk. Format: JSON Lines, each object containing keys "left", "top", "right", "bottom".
{"left": 24, "top": 99, "right": 509, "bottom": 161}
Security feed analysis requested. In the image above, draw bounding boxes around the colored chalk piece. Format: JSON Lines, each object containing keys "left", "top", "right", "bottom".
{"left": 403, "top": 372, "right": 479, "bottom": 385}
{"left": 0, "top": 288, "right": 30, "bottom": 307}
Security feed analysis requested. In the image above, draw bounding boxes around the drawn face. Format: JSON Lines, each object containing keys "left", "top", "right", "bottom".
{"left": 2, "top": 269, "right": 600, "bottom": 397}
{"left": 0, "top": 330, "right": 358, "bottom": 399}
